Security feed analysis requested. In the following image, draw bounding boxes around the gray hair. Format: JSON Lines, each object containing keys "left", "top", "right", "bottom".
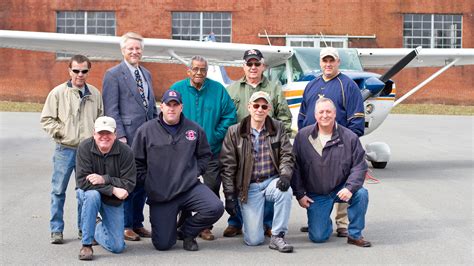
{"left": 189, "top": 55, "right": 208, "bottom": 69}
{"left": 120, "top": 32, "right": 144, "bottom": 49}
{"left": 314, "top": 97, "right": 337, "bottom": 113}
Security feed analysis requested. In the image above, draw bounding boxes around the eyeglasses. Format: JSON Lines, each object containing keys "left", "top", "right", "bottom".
{"left": 190, "top": 67, "right": 207, "bottom": 73}
{"left": 246, "top": 62, "right": 262, "bottom": 67}
{"left": 71, "top": 69, "right": 89, "bottom": 74}
{"left": 252, "top": 103, "right": 269, "bottom": 110}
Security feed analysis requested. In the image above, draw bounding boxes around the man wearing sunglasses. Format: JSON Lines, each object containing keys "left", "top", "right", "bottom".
{"left": 224, "top": 49, "right": 292, "bottom": 238}
{"left": 170, "top": 56, "right": 236, "bottom": 241}
{"left": 41, "top": 54, "right": 103, "bottom": 244}
{"left": 102, "top": 32, "right": 158, "bottom": 242}
{"left": 220, "top": 91, "right": 294, "bottom": 253}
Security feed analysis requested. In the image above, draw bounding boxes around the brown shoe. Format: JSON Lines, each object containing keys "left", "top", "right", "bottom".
{"left": 124, "top": 228, "right": 140, "bottom": 241}
{"left": 199, "top": 228, "right": 215, "bottom": 241}
{"left": 347, "top": 236, "right": 372, "bottom": 247}
{"left": 133, "top": 227, "right": 151, "bottom": 238}
{"left": 223, "top": 225, "right": 242, "bottom": 237}
{"left": 264, "top": 227, "right": 272, "bottom": 237}
{"left": 78, "top": 246, "right": 93, "bottom": 260}
{"left": 336, "top": 228, "right": 348, "bottom": 237}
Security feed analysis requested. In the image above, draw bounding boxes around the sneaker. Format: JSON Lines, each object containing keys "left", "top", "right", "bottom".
{"left": 183, "top": 237, "right": 199, "bottom": 251}
{"left": 78, "top": 245, "right": 93, "bottom": 260}
{"left": 269, "top": 233, "right": 293, "bottom": 253}
{"left": 50, "top": 232, "right": 63, "bottom": 244}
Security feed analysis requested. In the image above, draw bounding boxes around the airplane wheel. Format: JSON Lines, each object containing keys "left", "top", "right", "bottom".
{"left": 371, "top": 161, "right": 387, "bottom": 169}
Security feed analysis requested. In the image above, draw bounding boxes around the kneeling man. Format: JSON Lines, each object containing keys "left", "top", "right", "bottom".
{"left": 132, "top": 89, "right": 224, "bottom": 251}
{"left": 220, "top": 91, "right": 294, "bottom": 253}
{"left": 292, "top": 97, "right": 371, "bottom": 247}
{"left": 75, "top": 116, "right": 137, "bottom": 260}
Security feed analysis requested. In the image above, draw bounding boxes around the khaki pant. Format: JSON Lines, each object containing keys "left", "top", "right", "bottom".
{"left": 334, "top": 203, "right": 348, "bottom": 229}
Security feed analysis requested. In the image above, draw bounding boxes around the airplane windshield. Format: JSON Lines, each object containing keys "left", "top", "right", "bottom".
{"left": 294, "top": 48, "right": 363, "bottom": 72}
{"left": 267, "top": 48, "right": 364, "bottom": 85}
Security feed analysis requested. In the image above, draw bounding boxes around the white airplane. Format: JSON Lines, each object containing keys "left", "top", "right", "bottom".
{"left": 1, "top": 30, "right": 473, "bottom": 169}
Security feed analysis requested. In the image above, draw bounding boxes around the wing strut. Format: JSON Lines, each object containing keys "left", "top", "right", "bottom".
{"left": 167, "top": 49, "right": 188, "bottom": 66}
{"left": 393, "top": 58, "right": 460, "bottom": 107}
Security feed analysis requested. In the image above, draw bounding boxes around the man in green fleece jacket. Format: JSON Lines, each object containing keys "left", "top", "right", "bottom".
{"left": 170, "top": 55, "right": 236, "bottom": 241}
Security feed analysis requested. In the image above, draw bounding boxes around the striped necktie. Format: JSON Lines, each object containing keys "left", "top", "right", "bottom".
{"left": 135, "top": 69, "right": 148, "bottom": 109}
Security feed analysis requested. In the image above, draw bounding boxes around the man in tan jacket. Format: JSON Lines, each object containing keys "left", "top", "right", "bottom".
{"left": 40, "top": 54, "right": 103, "bottom": 244}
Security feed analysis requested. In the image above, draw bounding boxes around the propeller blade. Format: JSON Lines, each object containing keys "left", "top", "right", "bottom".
{"left": 379, "top": 46, "right": 422, "bottom": 83}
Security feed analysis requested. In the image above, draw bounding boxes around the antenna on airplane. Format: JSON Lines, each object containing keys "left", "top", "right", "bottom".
{"left": 263, "top": 29, "right": 272, "bottom": 46}
{"left": 320, "top": 32, "right": 328, "bottom": 47}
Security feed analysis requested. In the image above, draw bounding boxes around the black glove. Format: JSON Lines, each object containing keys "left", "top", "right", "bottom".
{"left": 225, "top": 198, "right": 237, "bottom": 216}
{"left": 277, "top": 177, "right": 291, "bottom": 192}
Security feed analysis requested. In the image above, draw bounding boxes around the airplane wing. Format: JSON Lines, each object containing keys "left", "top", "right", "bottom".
{"left": 1, "top": 30, "right": 473, "bottom": 68}
{"left": 0, "top": 30, "right": 292, "bottom": 67}
{"left": 357, "top": 48, "right": 474, "bottom": 68}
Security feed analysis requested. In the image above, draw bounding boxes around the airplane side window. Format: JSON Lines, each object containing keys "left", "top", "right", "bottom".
{"left": 290, "top": 57, "right": 303, "bottom": 82}
{"left": 267, "top": 65, "right": 287, "bottom": 85}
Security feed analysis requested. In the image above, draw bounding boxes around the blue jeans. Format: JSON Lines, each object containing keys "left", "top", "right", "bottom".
{"left": 50, "top": 144, "right": 77, "bottom": 233}
{"left": 240, "top": 177, "right": 292, "bottom": 246}
{"left": 123, "top": 184, "right": 146, "bottom": 229}
{"left": 228, "top": 202, "right": 274, "bottom": 230}
{"left": 77, "top": 189, "right": 125, "bottom": 253}
{"left": 307, "top": 187, "right": 369, "bottom": 243}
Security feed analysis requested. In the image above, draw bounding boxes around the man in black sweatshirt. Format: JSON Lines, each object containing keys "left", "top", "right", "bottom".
{"left": 132, "top": 89, "right": 224, "bottom": 251}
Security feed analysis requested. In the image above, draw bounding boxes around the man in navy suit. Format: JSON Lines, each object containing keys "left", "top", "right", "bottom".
{"left": 102, "top": 32, "right": 158, "bottom": 241}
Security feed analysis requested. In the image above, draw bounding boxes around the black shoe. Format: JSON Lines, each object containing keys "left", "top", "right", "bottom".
{"left": 176, "top": 229, "right": 184, "bottom": 241}
{"left": 300, "top": 226, "right": 308, "bottom": 233}
{"left": 183, "top": 237, "right": 199, "bottom": 251}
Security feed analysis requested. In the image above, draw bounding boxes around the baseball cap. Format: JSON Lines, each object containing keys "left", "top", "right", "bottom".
{"left": 243, "top": 49, "right": 264, "bottom": 62}
{"left": 161, "top": 89, "right": 182, "bottom": 104}
{"left": 94, "top": 116, "right": 116, "bottom": 133}
{"left": 249, "top": 91, "right": 271, "bottom": 106}
{"left": 320, "top": 47, "right": 339, "bottom": 60}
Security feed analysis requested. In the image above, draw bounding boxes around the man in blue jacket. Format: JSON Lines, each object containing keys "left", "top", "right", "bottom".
{"left": 292, "top": 97, "right": 371, "bottom": 247}
{"left": 132, "top": 90, "right": 224, "bottom": 251}
{"left": 170, "top": 56, "right": 236, "bottom": 240}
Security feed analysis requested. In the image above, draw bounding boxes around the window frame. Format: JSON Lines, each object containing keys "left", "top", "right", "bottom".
{"left": 403, "top": 13, "right": 462, "bottom": 48}
{"left": 171, "top": 11, "right": 232, "bottom": 42}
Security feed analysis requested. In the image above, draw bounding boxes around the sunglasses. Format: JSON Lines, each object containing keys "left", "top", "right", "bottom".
{"left": 252, "top": 103, "right": 269, "bottom": 110}
{"left": 246, "top": 62, "right": 262, "bottom": 67}
{"left": 71, "top": 69, "right": 89, "bottom": 74}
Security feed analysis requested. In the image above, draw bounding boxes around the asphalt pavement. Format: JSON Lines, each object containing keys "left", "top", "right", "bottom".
{"left": 0, "top": 112, "right": 472, "bottom": 264}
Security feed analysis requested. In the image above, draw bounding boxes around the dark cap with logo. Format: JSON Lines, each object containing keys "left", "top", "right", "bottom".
{"left": 161, "top": 89, "right": 182, "bottom": 104}
{"left": 243, "top": 49, "right": 264, "bottom": 62}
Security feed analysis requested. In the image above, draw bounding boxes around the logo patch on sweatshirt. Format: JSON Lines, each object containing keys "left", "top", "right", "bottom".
{"left": 185, "top": 130, "right": 197, "bottom": 141}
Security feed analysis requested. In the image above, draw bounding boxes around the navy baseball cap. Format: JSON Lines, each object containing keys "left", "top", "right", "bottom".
{"left": 161, "top": 89, "right": 182, "bottom": 104}
{"left": 243, "top": 49, "right": 264, "bottom": 62}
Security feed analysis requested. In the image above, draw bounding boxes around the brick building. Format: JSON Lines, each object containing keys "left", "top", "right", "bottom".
{"left": 1, "top": 0, "right": 472, "bottom": 104}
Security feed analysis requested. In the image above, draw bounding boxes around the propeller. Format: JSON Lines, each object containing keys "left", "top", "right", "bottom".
{"left": 361, "top": 46, "right": 422, "bottom": 100}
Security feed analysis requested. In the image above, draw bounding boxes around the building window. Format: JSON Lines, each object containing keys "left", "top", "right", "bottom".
{"left": 56, "top": 11, "right": 116, "bottom": 57}
{"left": 172, "top": 12, "right": 232, "bottom": 42}
{"left": 403, "top": 14, "right": 462, "bottom": 48}
{"left": 286, "top": 37, "right": 347, "bottom": 48}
